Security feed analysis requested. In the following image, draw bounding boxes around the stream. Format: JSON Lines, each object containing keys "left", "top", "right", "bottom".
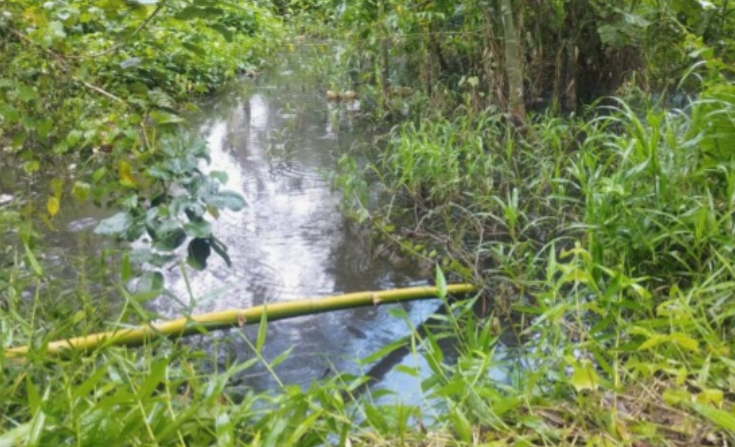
{"left": 0, "top": 53, "right": 451, "bottom": 403}
{"left": 160, "top": 55, "right": 441, "bottom": 396}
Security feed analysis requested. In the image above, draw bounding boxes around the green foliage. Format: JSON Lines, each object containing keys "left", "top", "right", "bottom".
{"left": 5, "top": 1, "right": 735, "bottom": 445}
{"left": 285, "top": 0, "right": 735, "bottom": 116}
{"left": 0, "top": 0, "right": 282, "bottom": 158}
{"left": 333, "top": 56, "right": 735, "bottom": 441}
{"left": 0, "top": 0, "right": 281, "bottom": 281}
{"left": 91, "top": 134, "right": 244, "bottom": 273}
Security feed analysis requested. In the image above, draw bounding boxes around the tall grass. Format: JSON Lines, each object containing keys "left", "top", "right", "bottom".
{"left": 333, "top": 78, "right": 735, "bottom": 444}
{"left": 0, "top": 219, "right": 461, "bottom": 446}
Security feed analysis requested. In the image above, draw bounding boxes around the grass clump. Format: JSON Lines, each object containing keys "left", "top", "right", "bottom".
{"left": 333, "top": 72, "right": 735, "bottom": 445}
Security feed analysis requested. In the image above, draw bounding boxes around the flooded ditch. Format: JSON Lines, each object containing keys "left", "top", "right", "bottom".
{"left": 0, "top": 52, "right": 463, "bottom": 402}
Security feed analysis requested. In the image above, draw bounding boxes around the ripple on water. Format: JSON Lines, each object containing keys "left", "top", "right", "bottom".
{"left": 136, "top": 54, "right": 433, "bottom": 397}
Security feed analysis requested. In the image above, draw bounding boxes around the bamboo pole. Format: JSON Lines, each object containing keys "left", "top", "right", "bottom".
{"left": 5, "top": 284, "right": 477, "bottom": 358}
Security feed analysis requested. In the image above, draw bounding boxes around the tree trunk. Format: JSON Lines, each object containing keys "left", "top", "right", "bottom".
{"left": 499, "top": 0, "right": 526, "bottom": 123}
{"left": 378, "top": 0, "right": 390, "bottom": 109}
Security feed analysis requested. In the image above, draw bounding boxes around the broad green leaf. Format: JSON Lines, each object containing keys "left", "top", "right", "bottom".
{"left": 139, "top": 360, "right": 168, "bottom": 399}
{"left": 46, "top": 196, "right": 59, "bottom": 217}
{"left": 210, "top": 236, "right": 232, "bottom": 267}
{"left": 121, "top": 252, "right": 133, "bottom": 281}
{"left": 94, "top": 212, "right": 133, "bottom": 235}
{"left": 26, "top": 376, "right": 41, "bottom": 413}
{"left": 149, "top": 110, "right": 184, "bottom": 125}
{"left": 570, "top": 361, "right": 600, "bottom": 392}
{"left": 72, "top": 181, "right": 91, "bottom": 202}
{"left": 598, "top": 24, "right": 627, "bottom": 48}
{"left": 205, "top": 190, "right": 247, "bottom": 211}
{"left": 152, "top": 227, "right": 187, "bottom": 251}
{"left": 209, "top": 170, "right": 229, "bottom": 184}
{"left": 639, "top": 333, "right": 699, "bottom": 352}
{"left": 36, "top": 117, "right": 53, "bottom": 139}
{"left": 119, "top": 160, "right": 136, "bottom": 187}
{"left": 72, "top": 364, "right": 109, "bottom": 399}
{"left": 183, "top": 219, "right": 212, "bottom": 238}
{"left": 396, "top": 365, "right": 419, "bottom": 377}
{"left": 269, "top": 347, "right": 292, "bottom": 369}
{"left": 0, "top": 104, "right": 20, "bottom": 123}
{"left": 23, "top": 160, "right": 39, "bottom": 173}
{"left": 284, "top": 411, "right": 322, "bottom": 447}
{"left": 449, "top": 408, "right": 472, "bottom": 443}
{"left": 696, "top": 389, "right": 724, "bottom": 406}
{"left": 93, "top": 167, "right": 107, "bottom": 182}
{"left": 187, "top": 237, "right": 211, "bottom": 270}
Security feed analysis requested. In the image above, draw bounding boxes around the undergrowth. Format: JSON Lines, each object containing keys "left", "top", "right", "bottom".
{"left": 332, "top": 74, "right": 735, "bottom": 445}
{"left": 3, "top": 3, "right": 735, "bottom": 444}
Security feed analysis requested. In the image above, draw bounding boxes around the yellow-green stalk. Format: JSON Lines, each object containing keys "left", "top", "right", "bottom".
{"left": 5, "top": 284, "right": 476, "bottom": 358}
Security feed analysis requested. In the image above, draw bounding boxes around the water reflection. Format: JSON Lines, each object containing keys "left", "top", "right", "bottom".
{"left": 0, "top": 56, "right": 458, "bottom": 400}
{"left": 152, "top": 62, "right": 439, "bottom": 391}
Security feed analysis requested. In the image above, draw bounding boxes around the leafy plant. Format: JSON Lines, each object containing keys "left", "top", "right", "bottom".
{"left": 92, "top": 134, "right": 246, "bottom": 275}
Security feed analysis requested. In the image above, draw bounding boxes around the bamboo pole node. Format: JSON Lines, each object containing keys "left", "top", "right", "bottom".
{"left": 237, "top": 312, "right": 246, "bottom": 327}
{"left": 371, "top": 292, "right": 381, "bottom": 305}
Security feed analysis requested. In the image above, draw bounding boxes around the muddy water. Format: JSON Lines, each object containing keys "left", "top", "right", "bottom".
{"left": 157, "top": 60, "right": 440, "bottom": 392}
{"left": 0, "top": 55, "right": 450, "bottom": 399}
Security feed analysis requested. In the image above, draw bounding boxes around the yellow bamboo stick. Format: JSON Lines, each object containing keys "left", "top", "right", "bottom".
{"left": 5, "top": 284, "right": 477, "bottom": 358}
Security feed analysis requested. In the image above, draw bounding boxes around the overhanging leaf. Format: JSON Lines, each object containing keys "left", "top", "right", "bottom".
{"left": 187, "top": 238, "right": 211, "bottom": 270}
{"left": 183, "top": 219, "right": 212, "bottom": 238}
{"left": 210, "top": 236, "right": 232, "bottom": 267}
{"left": 94, "top": 212, "right": 133, "bottom": 235}
{"left": 205, "top": 190, "right": 247, "bottom": 211}
{"left": 152, "top": 228, "right": 187, "bottom": 251}
{"left": 149, "top": 110, "right": 184, "bottom": 125}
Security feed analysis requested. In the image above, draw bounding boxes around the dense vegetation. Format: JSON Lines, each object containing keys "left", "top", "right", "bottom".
{"left": 3, "top": 0, "right": 735, "bottom": 446}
